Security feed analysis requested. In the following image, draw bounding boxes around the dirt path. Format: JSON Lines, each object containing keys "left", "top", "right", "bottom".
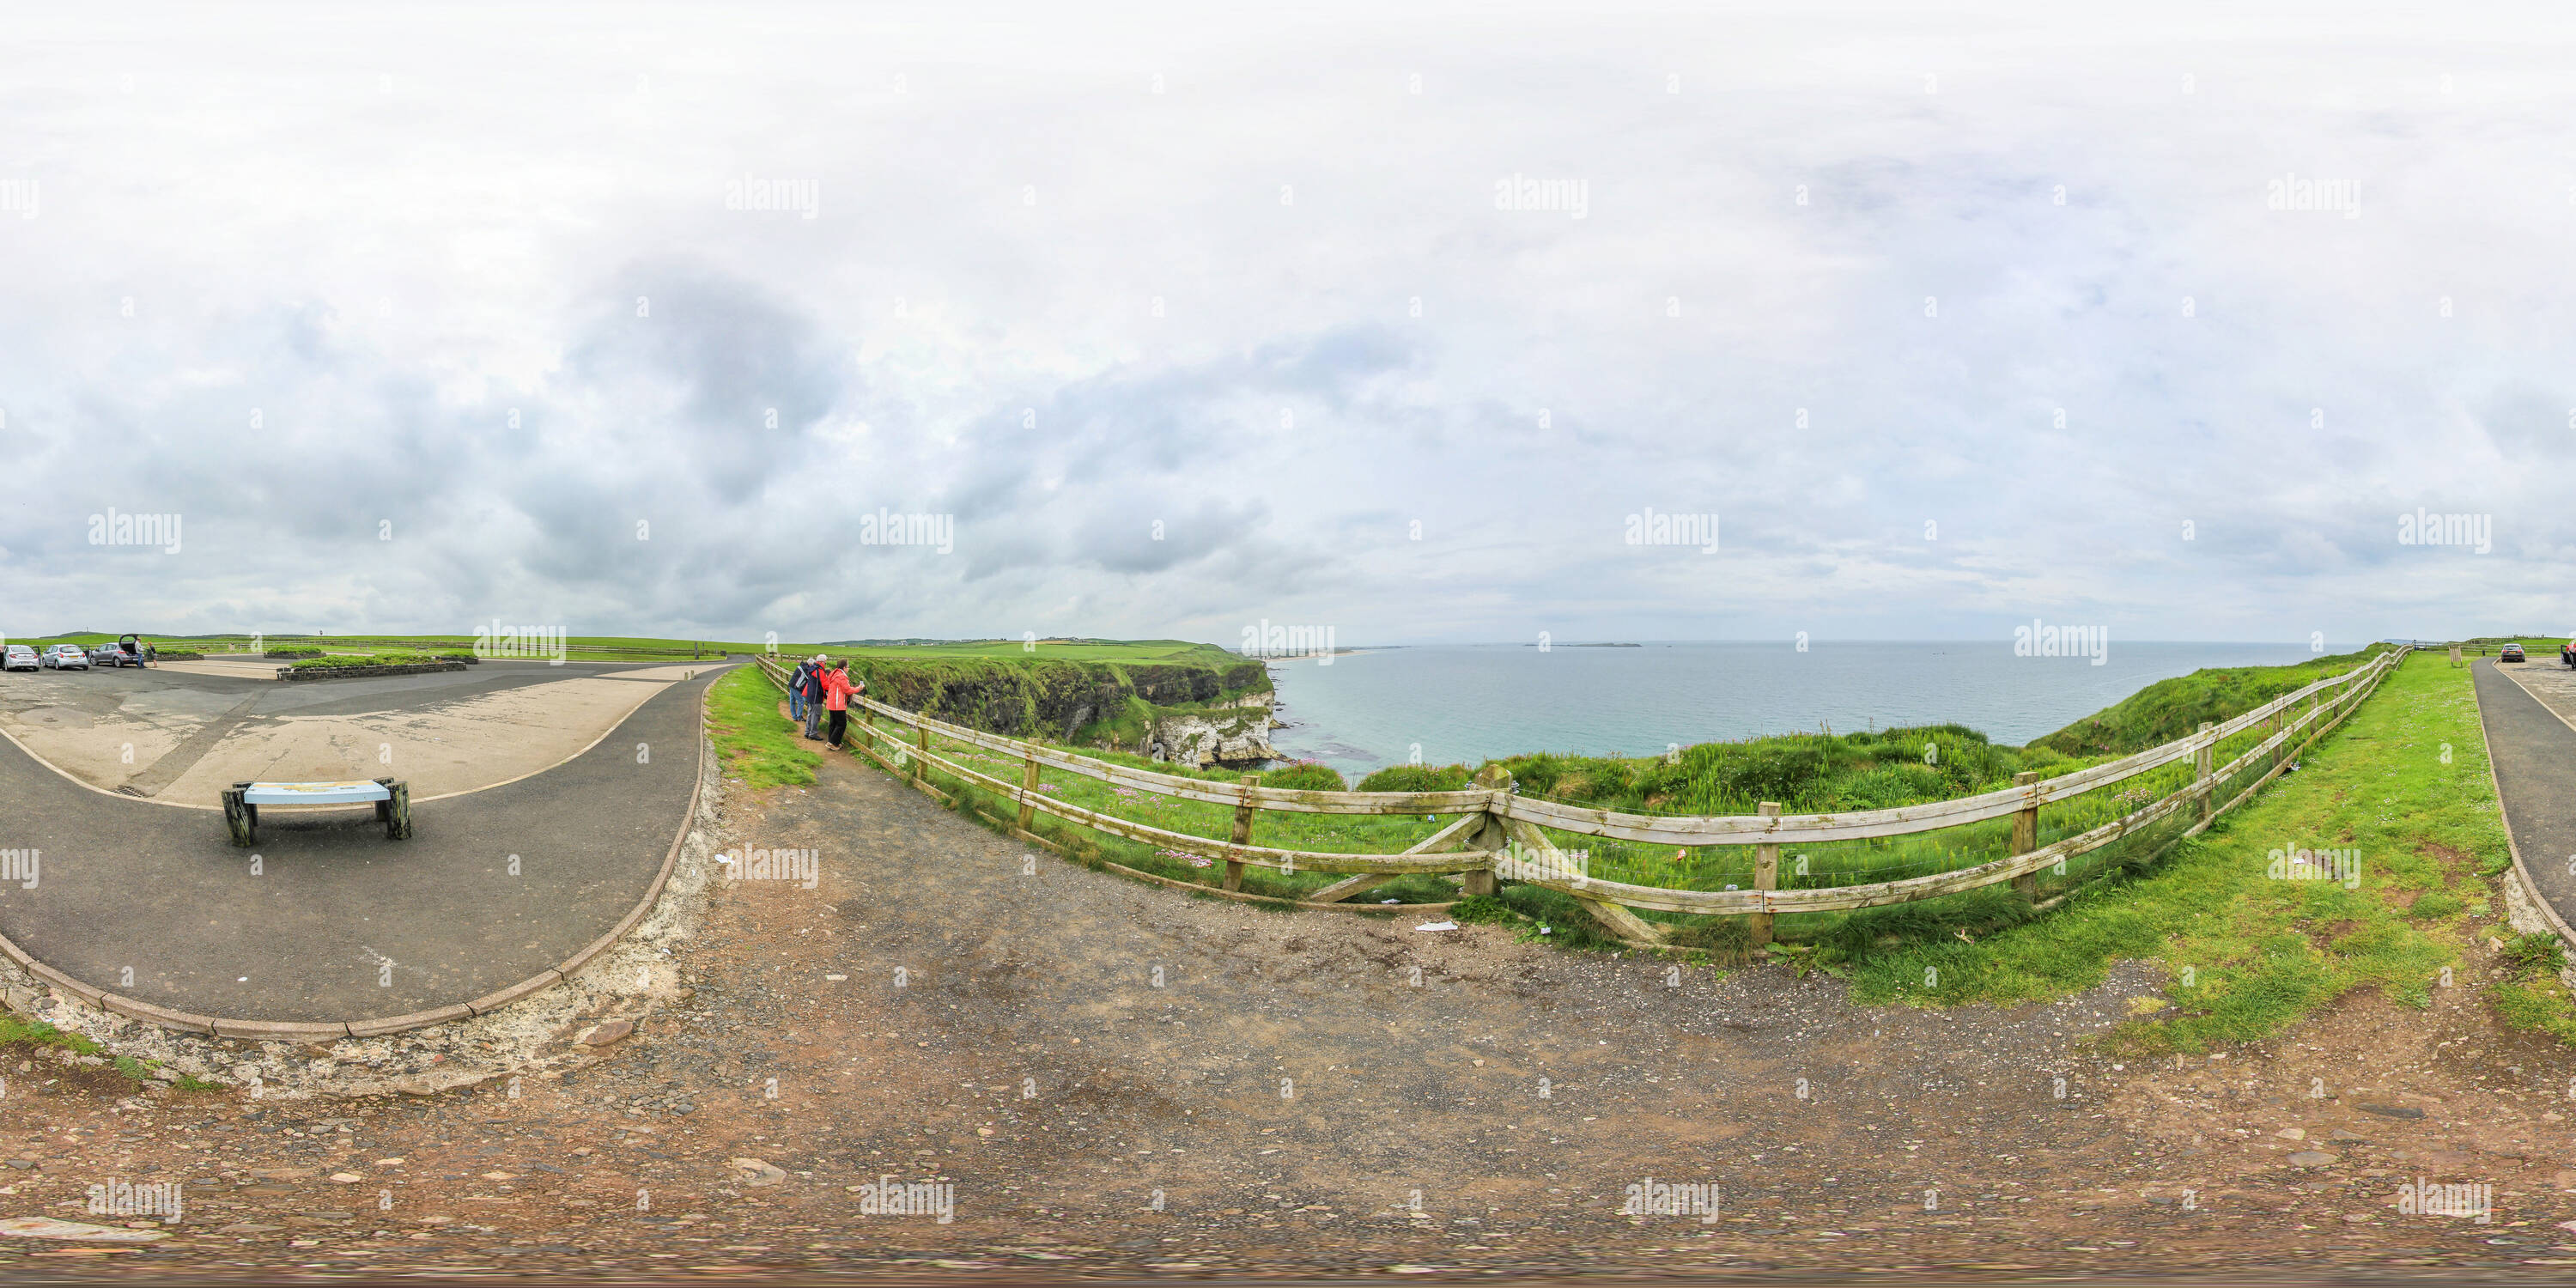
{"left": 3, "top": 744, "right": 2573, "bottom": 1279}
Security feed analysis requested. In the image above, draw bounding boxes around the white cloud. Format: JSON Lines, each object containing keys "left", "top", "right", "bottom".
{"left": 2, "top": 2, "right": 2571, "bottom": 646}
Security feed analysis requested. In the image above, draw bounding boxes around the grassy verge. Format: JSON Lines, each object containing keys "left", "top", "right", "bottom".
{"left": 2490, "top": 933, "right": 2576, "bottom": 1043}
{"left": 1498, "top": 724, "right": 2087, "bottom": 817}
{"left": 1830, "top": 650, "right": 2503, "bottom": 1053}
{"left": 706, "top": 667, "right": 820, "bottom": 790}
{"left": 2032, "top": 643, "right": 2397, "bottom": 756}
{"left": 0, "top": 1013, "right": 220, "bottom": 1090}
{"left": 286, "top": 650, "right": 474, "bottom": 669}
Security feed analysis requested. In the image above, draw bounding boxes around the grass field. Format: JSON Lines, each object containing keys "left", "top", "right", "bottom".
{"left": 704, "top": 668, "right": 823, "bottom": 790}
{"left": 2031, "top": 644, "right": 2397, "bottom": 756}
{"left": 818, "top": 639, "right": 1247, "bottom": 667}
{"left": 1833, "top": 649, "right": 2506, "bottom": 1052}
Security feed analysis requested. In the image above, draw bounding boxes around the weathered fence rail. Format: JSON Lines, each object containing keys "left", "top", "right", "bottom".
{"left": 759, "top": 647, "right": 2405, "bottom": 945}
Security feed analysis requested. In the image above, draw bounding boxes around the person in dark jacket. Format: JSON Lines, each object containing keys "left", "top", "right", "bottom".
{"left": 801, "top": 655, "right": 829, "bottom": 738}
{"left": 788, "top": 656, "right": 813, "bottom": 724}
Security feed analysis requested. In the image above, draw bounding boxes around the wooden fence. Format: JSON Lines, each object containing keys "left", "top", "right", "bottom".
{"left": 758, "top": 647, "right": 2405, "bottom": 948}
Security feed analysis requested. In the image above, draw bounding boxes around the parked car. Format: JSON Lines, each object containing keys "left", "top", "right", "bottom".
{"left": 119, "top": 633, "right": 154, "bottom": 666}
{"left": 39, "top": 644, "right": 88, "bottom": 671}
{"left": 3, "top": 644, "right": 36, "bottom": 671}
{"left": 2500, "top": 642, "right": 2525, "bottom": 663}
{"left": 88, "top": 642, "right": 133, "bottom": 667}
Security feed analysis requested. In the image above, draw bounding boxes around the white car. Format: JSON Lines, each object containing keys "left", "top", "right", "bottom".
{"left": 2, "top": 644, "right": 36, "bottom": 671}
{"left": 39, "top": 644, "right": 88, "bottom": 671}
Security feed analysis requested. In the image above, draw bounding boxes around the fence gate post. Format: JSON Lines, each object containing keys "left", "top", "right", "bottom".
{"left": 1017, "top": 749, "right": 1040, "bottom": 832}
{"left": 1461, "top": 764, "right": 1509, "bottom": 896}
{"left": 2010, "top": 771, "right": 2040, "bottom": 902}
{"left": 2195, "top": 721, "right": 2215, "bottom": 824}
{"left": 1224, "top": 773, "right": 1258, "bottom": 892}
{"left": 1750, "top": 802, "right": 1782, "bottom": 948}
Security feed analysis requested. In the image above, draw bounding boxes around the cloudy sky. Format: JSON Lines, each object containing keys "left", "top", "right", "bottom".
{"left": 3, "top": 2, "right": 2570, "bottom": 647}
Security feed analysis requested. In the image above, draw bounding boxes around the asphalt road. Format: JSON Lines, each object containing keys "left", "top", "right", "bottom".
{"left": 0, "top": 665, "right": 728, "bottom": 1024}
{"left": 2471, "top": 657, "right": 2576, "bottom": 931}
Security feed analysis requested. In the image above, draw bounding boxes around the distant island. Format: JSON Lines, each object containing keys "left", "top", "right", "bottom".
{"left": 1522, "top": 641, "right": 1642, "bottom": 647}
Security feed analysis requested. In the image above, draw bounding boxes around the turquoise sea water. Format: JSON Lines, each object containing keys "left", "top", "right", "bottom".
{"left": 1263, "top": 641, "right": 2326, "bottom": 778}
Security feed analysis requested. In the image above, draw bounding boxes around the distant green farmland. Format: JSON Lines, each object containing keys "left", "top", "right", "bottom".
{"left": 4, "top": 630, "right": 1242, "bottom": 668}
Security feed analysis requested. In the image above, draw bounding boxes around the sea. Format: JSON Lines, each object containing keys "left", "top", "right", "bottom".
{"left": 1262, "top": 640, "right": 2326, "bottom": 777}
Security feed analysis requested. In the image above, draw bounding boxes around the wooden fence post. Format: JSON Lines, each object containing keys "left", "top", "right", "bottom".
{"left": 914, "top": 721, "right": 930, "bottom": 785}
{"left": 1017, "top": 749, "right": 1040, "bottom": 832}
{"left": 1224, "top": 773, "right": 1258, "bottom": 891}
{"left": 2195, "top": 721, "right": 2215, "bottom": 824}
{"left": 1461, "top": 764, "right": 1509, "bottom": 896}
{"left": 2010, "top": 771, "right": 2040, "bottom": 902}
{"left": 1750, "top": 802, "right": 1781, "bottom": 948}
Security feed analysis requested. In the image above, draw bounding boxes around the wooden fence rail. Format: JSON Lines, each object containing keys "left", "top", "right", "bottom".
{"left": 758, "top": 647, "right": 2405, "bottom": 945}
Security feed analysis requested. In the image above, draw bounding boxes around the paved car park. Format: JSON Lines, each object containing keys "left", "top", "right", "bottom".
{"left": 0, "top": 663, "right": 728, "bottom": 1024}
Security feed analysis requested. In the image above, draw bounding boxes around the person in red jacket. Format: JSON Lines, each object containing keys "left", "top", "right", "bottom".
{"left": 820, "top": 660, "right": 863, "bottom": 750}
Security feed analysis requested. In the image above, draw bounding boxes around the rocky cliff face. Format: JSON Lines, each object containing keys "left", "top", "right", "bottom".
{"left": 1148, "top": 696, "right": 1278, "bottom": 769}
{"left": 849, "top": 656, "right": 1274, "bottom": 759}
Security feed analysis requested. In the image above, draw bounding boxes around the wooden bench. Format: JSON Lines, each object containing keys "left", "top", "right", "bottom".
{"left": 222, "top": 778, "right": 411, "bottom": 847}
